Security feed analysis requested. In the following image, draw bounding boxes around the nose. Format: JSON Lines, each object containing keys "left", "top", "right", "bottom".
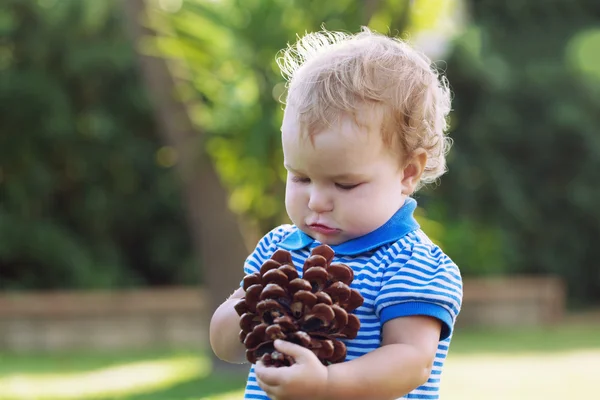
{"left": 308, "top": 187, "right": 333, "bottom": 213}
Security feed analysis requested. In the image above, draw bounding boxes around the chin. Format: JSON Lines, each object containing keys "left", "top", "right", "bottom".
{"left": 313, "top": 233, "right": 347, "bottom": 246}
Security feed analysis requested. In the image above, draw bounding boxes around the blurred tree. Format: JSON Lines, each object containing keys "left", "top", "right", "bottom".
{"left": 5, "top": 0, "right": 597, "bottom": 307}
{"left": 0, "top": 0, "right": 195, "bottom": 289}
{"left": 439, "top": 0, "right": 600, "bottom": 304}
{"left": 121, "top": 0, "right": 250, "bottom": 370}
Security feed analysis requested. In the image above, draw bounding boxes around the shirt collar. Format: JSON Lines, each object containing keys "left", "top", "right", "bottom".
{"left": 278, "top": 198, "right": 420, "bottom": 256}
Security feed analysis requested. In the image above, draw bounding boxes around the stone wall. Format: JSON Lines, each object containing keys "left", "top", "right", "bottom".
{"left": 0, "top": 288, "right": 208, "bottom": 352}
{"left": 0, "top": 276, "right": 566, "bottom": 351}
{"left": 458, "top": 275, "right": 566, "bottom": 328}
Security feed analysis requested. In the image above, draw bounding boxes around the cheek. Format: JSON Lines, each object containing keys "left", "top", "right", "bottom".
{"left": 285, "top": 183, "right": 304, "bottom": 214}
{"left": 340, "top": 186, "right": 390, "bottom": 217}
{"left": 342, "top": 186, "right": 373, "bottom": 205}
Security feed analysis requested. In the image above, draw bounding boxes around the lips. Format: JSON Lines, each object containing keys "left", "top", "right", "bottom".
{"left": 308, "top": 223, "right": 339, "bottom": 235}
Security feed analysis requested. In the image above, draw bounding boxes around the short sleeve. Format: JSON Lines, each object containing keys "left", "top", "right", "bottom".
{"left": 374, "top": 243, "right": 463, "bottom": 340}
{"left": 242, "top": 225, "right": 294, "bottom": 281}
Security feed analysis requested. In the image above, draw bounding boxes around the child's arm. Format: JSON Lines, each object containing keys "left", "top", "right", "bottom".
{"left": 255, "top": 315, "right": 441, "bottom": 400}
{"left": 325, "top": 315, "right": 442, "bottom": 399}
{"left": 209, "top": 287, "right": 247, "bottom": 364}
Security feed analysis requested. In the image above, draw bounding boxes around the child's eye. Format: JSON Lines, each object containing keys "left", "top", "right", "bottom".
{"left": 291, "top": 176, "right": 311, "bottom": 184}
{"left": 335, "top": 183, "right": 360, "bottom": 190}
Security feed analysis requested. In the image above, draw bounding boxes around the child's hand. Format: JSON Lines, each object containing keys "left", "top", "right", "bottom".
{"left": 255, "top": 339, "right": 328, "bottom": 400}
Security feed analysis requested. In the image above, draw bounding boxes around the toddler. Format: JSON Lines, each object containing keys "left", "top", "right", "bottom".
{"left": 210, "top": 27, "right": 462, "bottom": 400}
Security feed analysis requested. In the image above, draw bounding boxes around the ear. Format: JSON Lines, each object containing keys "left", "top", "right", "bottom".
{"left": 401, "top": 149, "right": 427, "bottom": 195}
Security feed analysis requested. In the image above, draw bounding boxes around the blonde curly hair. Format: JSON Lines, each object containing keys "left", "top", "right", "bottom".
{"left": 276, "top": 27, "right": 453, "bottom": 185}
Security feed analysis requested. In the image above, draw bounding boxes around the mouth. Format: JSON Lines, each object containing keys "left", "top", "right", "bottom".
{"left": 308, "top": 224, "right": 340, "bottom": 235}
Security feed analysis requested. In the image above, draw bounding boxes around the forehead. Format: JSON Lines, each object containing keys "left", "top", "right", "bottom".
{"left": 281, "top": 105, "right": 391, "bottom": 174}
{"left": 282, "top": 102, "right": 382, "bottom": 136}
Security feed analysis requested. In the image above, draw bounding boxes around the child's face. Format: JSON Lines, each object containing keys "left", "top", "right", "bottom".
{"left": 282, "top": 106, "right": 415, "bottom": 245}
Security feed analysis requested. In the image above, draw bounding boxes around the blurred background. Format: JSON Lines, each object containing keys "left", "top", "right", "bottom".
{"left": 1, "top": 0, "right": 599, "bottom": 399}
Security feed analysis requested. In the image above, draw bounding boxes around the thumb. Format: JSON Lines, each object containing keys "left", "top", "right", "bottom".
{"left": 274, "top": 339, "right": 315, "bottom": 363}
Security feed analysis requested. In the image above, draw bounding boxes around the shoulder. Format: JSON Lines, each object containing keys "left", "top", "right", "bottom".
{"left": 374, "top": 230, "right": 463, "bottom": 339}
{"left": 376, "top": 229, "right": 463, "bottom": 306}
{"left": 385, "top": 230, "right": 459, "bottom": 273}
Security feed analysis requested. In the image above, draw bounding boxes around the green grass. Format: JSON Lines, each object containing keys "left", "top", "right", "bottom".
{"left": 0, "top": 349, "right": 187, "bottom": 375}
{"left": 1, "top": 323, "right": 599, "bottom": 400}
{"left": 0, "top": 349, "right": 246, "bottom": 400}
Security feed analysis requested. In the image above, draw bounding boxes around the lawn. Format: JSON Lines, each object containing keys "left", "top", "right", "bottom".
{"left": 1, "top": 323, "right": 599, "bottom": 400}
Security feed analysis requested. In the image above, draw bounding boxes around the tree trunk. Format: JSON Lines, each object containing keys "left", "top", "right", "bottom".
{"left": 121, "top": 0, "right": 249, "bottom": 374}
{"left": 364, "top": 0, "right": 382, "bottom": 23}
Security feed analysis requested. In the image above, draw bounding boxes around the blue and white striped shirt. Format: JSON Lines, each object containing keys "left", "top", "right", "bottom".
{"left": 242, "top": 198, "right": 462, "bottom": 399}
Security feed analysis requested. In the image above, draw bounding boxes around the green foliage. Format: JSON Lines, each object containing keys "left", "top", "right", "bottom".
{"left": 414, "top": 204, "right": 509, "bottom": 277}
{"left": 4, "top": 0, "right": 599, "bottom": 306}
{"left": 0, "top": 0, "right": 194, "bottom": 289}
{"left": 437, "top": 1, "right": 600, "bottom": 303}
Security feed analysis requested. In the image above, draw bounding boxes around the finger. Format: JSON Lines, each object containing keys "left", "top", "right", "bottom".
{"left": 256, "top": 375, "right": 280, "bottom": 399}
{"left": 255, "top": 360, "right": 285, "bottom": 386}
{"left": 274, "top": 339, "right": 315, "bottom": 363}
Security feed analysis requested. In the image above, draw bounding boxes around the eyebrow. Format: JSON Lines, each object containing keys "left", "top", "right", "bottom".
{"left": 284, "top": 164, "right": 365, "bottom": 181}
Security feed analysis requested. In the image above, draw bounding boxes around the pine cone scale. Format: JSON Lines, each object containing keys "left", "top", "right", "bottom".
{"left": 236, "top": 245, "right": 364, "bottom": 366}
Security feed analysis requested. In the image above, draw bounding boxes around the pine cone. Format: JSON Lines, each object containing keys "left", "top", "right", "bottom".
{"left": 235, "top": 245, "right": 364, "bottom": 367}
